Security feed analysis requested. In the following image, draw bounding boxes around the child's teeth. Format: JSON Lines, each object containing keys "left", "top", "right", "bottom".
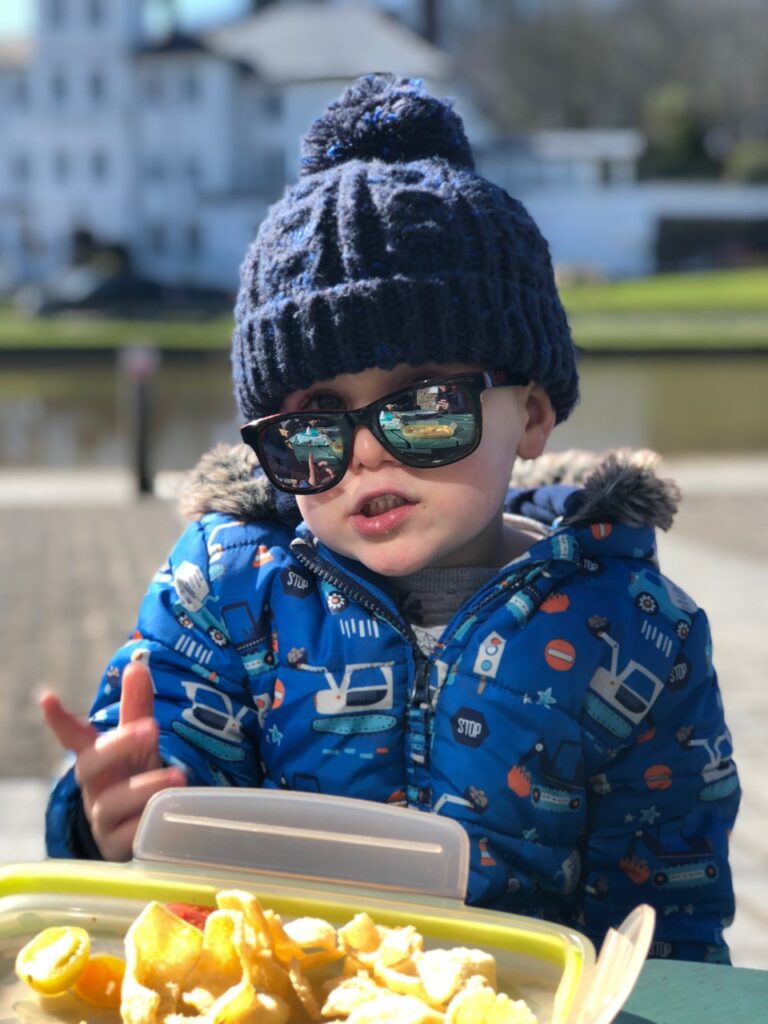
{"left": 363, "top": 495, "right": 407, "bottom": 516}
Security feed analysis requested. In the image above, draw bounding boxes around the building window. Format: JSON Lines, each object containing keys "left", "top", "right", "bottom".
{"left": 88, "top": 0, "right": 104, "bottom": 26}
{"left": 148, "top": 224, "right": 167, "bottom": 255}
{"left": 260, "top": 146, "right": 285, "bottom": 194}
{"left": 186, "top": 223, "right": 202, "bottom": 257}
{"left": 53, "top": 150, "right": 70, "bottom": 181}
{"left": 145, "top": 156, "right": 165, "bottom": 182}
{"left": 20, "top": 226, "right": 40, "bottom": 256}
{"left": 91, "top": 150, "right": 108, "bottom": 181}
{"left": 49, "top": 0, "right": 65, "bottom": 27}
{"left": 184, "top": 155, "right": 200, "bottom": 182}
{"left": 12, "top": 154, "right": 31, "bottom": 183}
{"left": 89, "top": 70, "right": 105, "bottom": 104}
{"left": 14, "top": 76, "right": 28, "bottom": 107}
{"left": 144, "top": 74, "right": 163, "bottom": 102}
{"left": 262, "top": 90, "right": 283, "bottom": 118}
{"left": 182, "top": 73, "right": 199, "bottom": 103}
{"left": 51, "top": 71, "right": 67, "bottom": 106}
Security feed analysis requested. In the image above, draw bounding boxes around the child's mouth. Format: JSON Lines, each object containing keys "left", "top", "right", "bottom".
{"left": 361, "top": 495, "right": 408, "bottom": 517}
{"left": 351, "top": 493, "right": 416, "bottom": 536}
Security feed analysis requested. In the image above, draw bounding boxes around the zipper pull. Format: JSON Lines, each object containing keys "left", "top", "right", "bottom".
{"left": 412, "top": 658, "right": 430, "bottom": 704}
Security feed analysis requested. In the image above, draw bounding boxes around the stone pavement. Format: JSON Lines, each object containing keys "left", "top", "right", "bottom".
{"left": 0, "top": 459, "right": 766, "bottom": 968}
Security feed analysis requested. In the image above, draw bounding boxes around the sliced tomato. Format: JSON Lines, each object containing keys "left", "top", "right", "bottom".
{"left": 165, "top": 902, "right": 214, "bottom": 930}
{"left": 15, "top": 926, "right": 91, "bottom": 996}
{"left": 73, "top": 953, "right": 126, "bottom": 1008}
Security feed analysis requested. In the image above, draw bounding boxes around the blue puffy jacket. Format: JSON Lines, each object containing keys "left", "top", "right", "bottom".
{"left": 46, "top": 448, "right": 739, "bottom": 962}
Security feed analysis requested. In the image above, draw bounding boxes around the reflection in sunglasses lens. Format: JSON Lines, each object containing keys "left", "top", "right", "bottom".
{"left": 379, "top": 383, "right": 476, "bottom": 465}
{"left": 262, "top": 416, "right": 344, "bottom": 490}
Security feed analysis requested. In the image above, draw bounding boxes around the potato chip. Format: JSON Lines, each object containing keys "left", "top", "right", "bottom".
{"left": 287, "top": 958, "right": 323, "bottom": 1021}
{"left": 338, "top": 914, "right": 422, "bottom": 970}
{"left": 183, "top": 911, "right": 243, "bottom": 1001}
{"left": 372, "top": 925, "right": 423, "bottom": 968}
{"left": 337, "top": 914, "right": 380, "bottom": 956}
{"left": 121, "top": 969, "right": 163, "bottom": 1024}
{"left": 123, "top": 902, "right": 204, "bottom": 1024}
{"left": 445, "top": 981, "right": 538, "bottom": 1024}
{"left": 295, "top": 948, "right": 345, "bottom": 973}
{"left": 339, "top": 953, "right": 371, "bottom": 979}
{"left": 416, "top": 947, "right": 497, "bottom": 1006}
{"left": 208, "top": 976, "right": 289, "bottom": 1024}
{"left": 343, "top": 992, "right": 444, "bottom": 1024}
{"left": 265, "top": 910, "right": 312, "bottom": 965}
{"left": 216, "top": 891, "right": 272, "bottom": 954}
{"left": 320, "top": 971, "right": 384, "bottom": 1017}
{"left": 244, "top": 949, "right": 293, "bottom": 1003}
{"left": 371, "top": 958, "right": 427, "bottom": 1001}
{"left": 283, "top": 917, "right": 339, "bottom": 952}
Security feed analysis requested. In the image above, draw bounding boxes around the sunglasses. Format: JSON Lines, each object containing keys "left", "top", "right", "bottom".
{"left": 240, "top": 369, "right": 528, "bottom": 495}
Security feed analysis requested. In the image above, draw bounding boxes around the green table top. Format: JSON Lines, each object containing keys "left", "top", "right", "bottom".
{"left": 616, "top": 960, "right": 768, "bottom": 1023}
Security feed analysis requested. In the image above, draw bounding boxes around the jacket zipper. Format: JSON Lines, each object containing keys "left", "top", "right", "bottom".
{"left": 292, "top": 539, "right": 555, "bottom": 704}
{"left": 291, "top": 539, "right": 430, "bottom": 699}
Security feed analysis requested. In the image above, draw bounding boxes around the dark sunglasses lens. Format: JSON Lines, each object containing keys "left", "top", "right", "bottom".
{"left": 378, "top": 382, "right": 478, "bottom": 465}
{"left": 259, "top": 416, "right": 345, "bottom": 492}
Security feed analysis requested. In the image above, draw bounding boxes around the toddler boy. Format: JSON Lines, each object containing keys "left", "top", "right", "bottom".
{"left": 44, "top": 75, "right": 739, "bottom": 963}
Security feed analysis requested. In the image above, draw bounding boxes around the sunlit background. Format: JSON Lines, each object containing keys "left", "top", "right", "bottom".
{"left": 1, "top": 0, "right": 767, "bottom": 972}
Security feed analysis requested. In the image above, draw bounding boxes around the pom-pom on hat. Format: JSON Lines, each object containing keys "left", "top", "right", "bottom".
{"left": 232, "top": 74, "right": 579, "bottom": 423}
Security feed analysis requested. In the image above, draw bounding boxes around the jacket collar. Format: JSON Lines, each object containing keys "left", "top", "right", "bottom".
{"left": 179, "top": 443, "right": 680, "bottom": 533}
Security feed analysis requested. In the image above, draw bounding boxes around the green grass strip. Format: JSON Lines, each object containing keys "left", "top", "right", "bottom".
{"left": 0, "top": 309, "right": 233, "bottom": 350}
{"left": 559, "top": 267, "right": 768, "bottom": 313}
{"left": 1, "top": 268, "right": 767, "bottom": 353}
{"left": 568, "top": 311, "right": 768, "bottom": 351}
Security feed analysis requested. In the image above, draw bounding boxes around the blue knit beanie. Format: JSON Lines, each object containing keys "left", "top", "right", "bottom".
{"left": 232, "top": 74, "right": 579, "bottom": 423}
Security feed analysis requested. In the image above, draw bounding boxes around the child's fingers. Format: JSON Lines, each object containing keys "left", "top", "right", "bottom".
{"left": 76, "top": 718, "right": 161, "bottom": 797}
{"left": 119, "top": 661, "right": 155, "bottom": 727}
{"left": 39, "top": 692, "right": 98, "bottom": 755}
{"left": 93, "top": 816, "right": 143, "bottom": 863}
{"left": 89, "top": 766, "right": 188, "bottom": 861}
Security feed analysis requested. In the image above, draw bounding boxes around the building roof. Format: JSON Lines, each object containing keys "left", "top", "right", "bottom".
{"left": 525, "top": 129, "right": 645, "bottom": 163}
{"left": 135, "top": 31, "right": 214, "bottom": 58}
{"left": 204, "top": 2, "right": 451, "bottom": 84}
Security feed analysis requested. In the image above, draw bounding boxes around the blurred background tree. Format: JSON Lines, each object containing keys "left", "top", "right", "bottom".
{"left": 456, "top": 0, "right": 768, "bottom": 179}
{"left": 638, "top": 84, "right": 720, "bottom": 180}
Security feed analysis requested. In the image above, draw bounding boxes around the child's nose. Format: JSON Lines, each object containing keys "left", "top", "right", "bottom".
{"left": 349, "top": 426, "right": 395, "bottom": 469}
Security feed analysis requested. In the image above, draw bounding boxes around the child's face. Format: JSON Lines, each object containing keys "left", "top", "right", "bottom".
{"left": 283, "top": 362, "right": 554, "bottom": 575}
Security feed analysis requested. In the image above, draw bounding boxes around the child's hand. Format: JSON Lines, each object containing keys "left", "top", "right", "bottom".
{"left": 39, "top": 662, "right": 187, "bottom": 861}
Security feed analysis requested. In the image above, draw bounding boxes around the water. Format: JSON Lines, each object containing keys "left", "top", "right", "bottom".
{"left": 1, "top": 351, "right": 767, "bottom": 471}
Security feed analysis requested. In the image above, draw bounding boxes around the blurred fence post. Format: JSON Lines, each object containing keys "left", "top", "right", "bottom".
{"left": 118, "top": 345, "right": 161, "bottom": 495}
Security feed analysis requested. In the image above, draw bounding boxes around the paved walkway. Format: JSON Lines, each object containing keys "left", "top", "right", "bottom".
{"left": 1, "top": 460, "right": 766, "bottom": 968}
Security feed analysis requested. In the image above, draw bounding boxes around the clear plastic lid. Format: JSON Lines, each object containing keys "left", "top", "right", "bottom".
{"left": 134, "top": 787, "right": 470, "bottom": 900}
{"left": 568, "top": 903, "right": 656, "bottom": 1024}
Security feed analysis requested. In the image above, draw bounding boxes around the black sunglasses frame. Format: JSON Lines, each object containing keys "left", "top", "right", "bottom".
{"left": 240, "top": 369, "right": 529, "bottom": 496}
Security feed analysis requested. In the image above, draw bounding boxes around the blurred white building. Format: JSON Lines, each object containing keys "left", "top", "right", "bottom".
{"left": 4, "top": 0, "right": 764, "bottom": 290}
{"left": 0, "top": 0, "right": 457, "bottom": 292}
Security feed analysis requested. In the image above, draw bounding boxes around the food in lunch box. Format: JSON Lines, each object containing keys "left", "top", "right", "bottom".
{"left": 15, "top": 890, "right": 538, "bottom": 1024}
{"left": 73, "top": 953, "right": 127, "bottom": 1008}
{"left": 14, "top": 925, "right": 125, "bottom": 1007}
{"left": 14, "top": 925, "right": 92, "bottom": 996}
{"left": 401, "top": 422, "right": 457, "bottom": 438}
{"left": 120, "top": 890, "right": 538, "bottom": 1024}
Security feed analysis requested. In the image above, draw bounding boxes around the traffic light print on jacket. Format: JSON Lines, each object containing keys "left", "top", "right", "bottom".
{"left": 45, "top": 447, "right": 740, "bottom": 964}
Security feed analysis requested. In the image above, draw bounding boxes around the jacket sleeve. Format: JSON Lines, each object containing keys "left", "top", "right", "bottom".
{"left": 46, "top": 515, "right": 272, "bottom": 858}
{"left": 579, "top": 608, "right": 740, "bottom": 963}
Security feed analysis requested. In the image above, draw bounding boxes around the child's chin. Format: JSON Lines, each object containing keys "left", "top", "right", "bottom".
{"left": 359, "top": 548, "right": 433, "bottom": 578}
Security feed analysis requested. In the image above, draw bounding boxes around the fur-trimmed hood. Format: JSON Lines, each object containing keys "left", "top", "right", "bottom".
{"left": 179, "top": 444, "right": 680, "bottom": 532}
